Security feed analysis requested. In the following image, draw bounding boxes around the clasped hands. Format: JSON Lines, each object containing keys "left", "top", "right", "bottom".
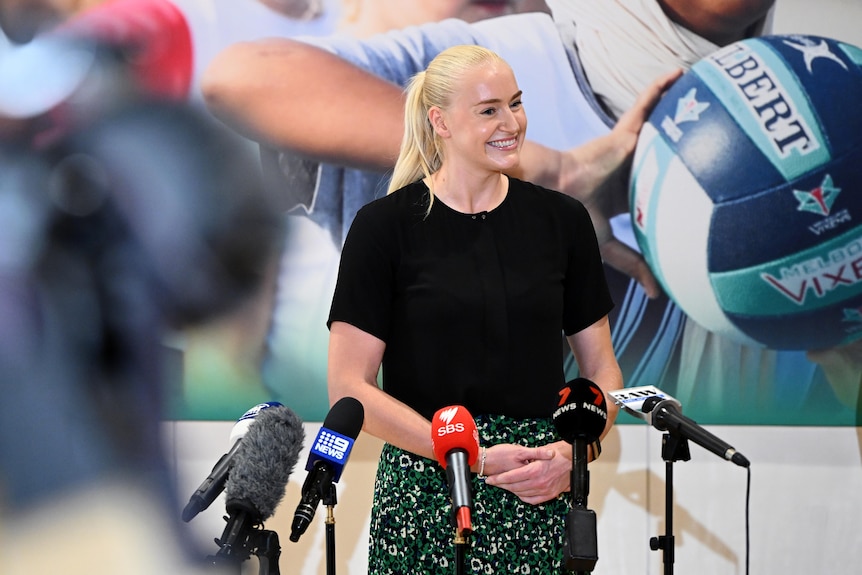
{"left": 479, "top": 441, "right": 589, "bottom": 506}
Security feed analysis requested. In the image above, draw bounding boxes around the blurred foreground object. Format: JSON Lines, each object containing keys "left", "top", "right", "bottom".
{"left": 0, "top": 31, "right": 284, "bottom": 573}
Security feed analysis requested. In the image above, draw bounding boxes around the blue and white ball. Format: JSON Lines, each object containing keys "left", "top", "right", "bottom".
{"left": 629, "top": 34, "right": 862, "bottom": 350}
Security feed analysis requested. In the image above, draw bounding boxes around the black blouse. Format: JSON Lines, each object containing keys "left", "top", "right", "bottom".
{"left": 328, "top": 177, "right": 613, "bottom": 419}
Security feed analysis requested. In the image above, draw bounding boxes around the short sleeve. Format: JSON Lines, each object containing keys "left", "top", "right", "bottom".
{"left": 561, "top": 197, "right": 614, "bottom": 335}
{"left": 327, "top": 199, "right": 396, "bottom": 342}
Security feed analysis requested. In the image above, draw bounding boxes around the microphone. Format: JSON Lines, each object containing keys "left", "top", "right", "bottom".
{"left": 182, "top": 401, "right": 284, "bottom": 522}
{"left": 213, "top": 403, "right": 305, "bottom": 562}
{"left": 642, "top": 396, "right": 750, "bottom": 468}
{"left": 430, "top": 405, "right": 480, "bottom": 535}
{"left": 56, "top": 0, "right": 194, "bottom": 101}
{"left": 552, "top": 378, "right": 607, "bottom": 445}
{"left": 289, "top": 396, "right": 364, "bottom": 542}
{"left": 607, "top": 385, "right": 750, "bottom": 467}
{"left": 552, "top": 378, "right": 608, "bottom": 573}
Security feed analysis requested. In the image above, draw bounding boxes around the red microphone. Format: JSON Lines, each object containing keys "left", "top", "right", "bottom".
{"left": 56, "top": 0, "right": 194, "bottom": 100}
{"left": 431, "top": 405, "right": 480, "bottom": 535}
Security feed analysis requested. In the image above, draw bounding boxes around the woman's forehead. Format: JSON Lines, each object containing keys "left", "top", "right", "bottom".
{"left": 451, "top": 62, "right": 520, "bottom": 105}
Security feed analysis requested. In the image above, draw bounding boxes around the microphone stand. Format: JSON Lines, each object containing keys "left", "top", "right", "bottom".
{"left": 209, "top": 511, "right": 282, "bottom": 575}
{"left": 454, "top": 528, "right": 468, "bottom": 575}
{"left": 323, "top": 482, "right": 338, "bottom": 575}
{"left": 649, "top": 432, "right": 690, "bottom": 575}
{"left": 563, "top": 439, "right": 598, "bottom": 574}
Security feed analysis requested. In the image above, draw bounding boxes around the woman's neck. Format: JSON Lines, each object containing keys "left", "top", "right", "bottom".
{"left": 427, "top": 170, "right": 509, "bottom": 214}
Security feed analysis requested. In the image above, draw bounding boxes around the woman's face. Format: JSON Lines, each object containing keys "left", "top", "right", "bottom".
{"left": 435, "top": 61, "right": 527, "bottom": 173}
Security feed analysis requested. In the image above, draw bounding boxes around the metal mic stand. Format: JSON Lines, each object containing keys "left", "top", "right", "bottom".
{"left": 323, "top": 482, "right": 338, "bottom": 575}
{"left": 446, "top": 460, "right": 472, "bottom": 575}
{"left": 563, "top": 438, "right": 599, "bottom": 574}
{"left": 650, "top": 432, "right": 690, "bottom": 575}
{"left": 209, "top": 519, "right": 282, "bottom": 575}
{"left": 450, "top": 498, "right": 470, "bottom": 575}
{"left": 454, "top": 529, "right": 468, "bottom": 575}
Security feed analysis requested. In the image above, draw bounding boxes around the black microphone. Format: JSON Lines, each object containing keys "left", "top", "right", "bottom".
{"left": 641, "top": 396, "right": 750, "bottom": 468}
{"left": 182, "top": 402, "right": 283, "bottom": 522}
{"left": 289, "top": 397, "right": 364, "bottom": 542}
{"left": 552, "top": 378, "right": 608, "bottom": 574}
{"left": 213, "top": 403, "right": 305, "bottom": 562}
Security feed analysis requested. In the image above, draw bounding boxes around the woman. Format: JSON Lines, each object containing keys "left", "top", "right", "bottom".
{"left": 326, "top": 44, "right": 624, "bottom": 572}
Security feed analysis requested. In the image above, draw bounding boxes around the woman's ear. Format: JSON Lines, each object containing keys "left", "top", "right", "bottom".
{"left": 428, "top": 107, "right": 449, "bottom": 138}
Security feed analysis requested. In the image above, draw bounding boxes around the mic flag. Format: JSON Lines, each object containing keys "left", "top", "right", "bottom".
{"left": 552, "top": 377, "right": 608, "bottom": 444}
{"left": 289, "top": 397, "right": 364, "bottom": 542}
{"left": 431, "top": 405, "right": 480, "bottom": 535}
{"left": 182, "top": 401, "right": 285, "bottom": 522}
{"left": 607, "top": 385, "right": 675, "bottom": 420}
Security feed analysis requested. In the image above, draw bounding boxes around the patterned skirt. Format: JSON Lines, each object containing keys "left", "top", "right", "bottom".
{"left": 367, "top": 415, "right": 572, "bottom": 574}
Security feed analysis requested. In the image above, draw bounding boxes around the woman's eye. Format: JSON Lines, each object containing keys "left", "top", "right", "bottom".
{"left": 510, "top": 99, "right": 523, "bottom": 109}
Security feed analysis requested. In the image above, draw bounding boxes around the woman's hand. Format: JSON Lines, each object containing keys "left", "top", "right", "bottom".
{"left": 481, "top": 441, "right": 574, "bottom": 505}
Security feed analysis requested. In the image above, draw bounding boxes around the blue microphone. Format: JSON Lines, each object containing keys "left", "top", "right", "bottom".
{"left": 289, "top": 397, "right": 364, "bottom": 542}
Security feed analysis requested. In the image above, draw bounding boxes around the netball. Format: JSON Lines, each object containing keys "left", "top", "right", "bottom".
{"left": 629, "top": 34, "right": 862, "bottom": 350}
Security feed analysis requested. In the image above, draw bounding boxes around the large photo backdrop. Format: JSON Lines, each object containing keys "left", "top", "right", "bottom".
{"left": 2, "top": 6, "right": 855, "bottom": 426}
{"left": 165, "top": 0, "right": 862, "bottom": 427}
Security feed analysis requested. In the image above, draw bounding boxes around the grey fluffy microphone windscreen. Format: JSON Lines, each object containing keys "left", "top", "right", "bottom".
{"left": 224, "top": 404, "right": 305, "bottom": 520}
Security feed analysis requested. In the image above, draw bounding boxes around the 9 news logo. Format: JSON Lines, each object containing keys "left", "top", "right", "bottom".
{"left": 313, "top": 430, "right": 352, "bottom": 461}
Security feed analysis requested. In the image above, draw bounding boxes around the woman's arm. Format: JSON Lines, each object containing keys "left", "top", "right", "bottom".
{"left": 565, "top": 315, "right": 625, "bottom": 434}
{"left": 327, "top": 320, "right": 436, "bottom": 459}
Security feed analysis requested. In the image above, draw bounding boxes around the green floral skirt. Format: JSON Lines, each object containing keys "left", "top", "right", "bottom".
{"left": 368, "top": 415, "right": 571, "bottom": 574}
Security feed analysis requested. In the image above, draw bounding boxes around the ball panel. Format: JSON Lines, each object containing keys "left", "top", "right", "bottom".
{"left": 711, "top": 226, "right": 862, "bottom": 315}
{"left": 840, "top": 42, "right": 862, "bottom": 67}
{"left": 759, "top": 37, "right": 862, "bottom": 154}
{"left": 693, "top": 39, "right": 829, "bottom": 182}
{"left": 644, "top": 67, "right": 785, "bottom": 205}
{"left": 631, "top": 126, "right": 743, "bottom": 341}
{"left": 726, "top": 293, "right": 862, "bottom": 349}
{"left": 629, "top": 123, "right": 663, "bottom": 279}
{"left": 709, "top": 155, "right": 862, "bottom": 272}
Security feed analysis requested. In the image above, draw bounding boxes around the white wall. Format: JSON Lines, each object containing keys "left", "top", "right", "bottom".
{"left": 772, "top": 0, "right": 862, "bottom": 44}
{"left": 165, "top": 422, "right": 862, "bottom": 574}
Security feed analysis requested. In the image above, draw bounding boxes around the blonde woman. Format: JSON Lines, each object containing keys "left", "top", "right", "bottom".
{"left": 327, "top": 44, "right": 627, "bottom": 573}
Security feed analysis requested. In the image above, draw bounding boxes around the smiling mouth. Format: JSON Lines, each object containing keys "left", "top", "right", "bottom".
{"left": 488, "top": 137, "right": 518, "bottom": 149}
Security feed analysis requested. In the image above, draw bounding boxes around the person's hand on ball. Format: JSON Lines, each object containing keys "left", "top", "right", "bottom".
{"left": 557, "top": 69, "right": 682, "bottom": 299}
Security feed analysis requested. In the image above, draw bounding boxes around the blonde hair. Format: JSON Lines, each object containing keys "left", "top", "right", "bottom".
{"left": 387, "top": 45, "right": 509, "bottom": 209}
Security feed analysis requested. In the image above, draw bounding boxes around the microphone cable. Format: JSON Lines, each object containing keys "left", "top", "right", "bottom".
{"left": 745, "top": 466, "right": 751, "bottom": 575}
